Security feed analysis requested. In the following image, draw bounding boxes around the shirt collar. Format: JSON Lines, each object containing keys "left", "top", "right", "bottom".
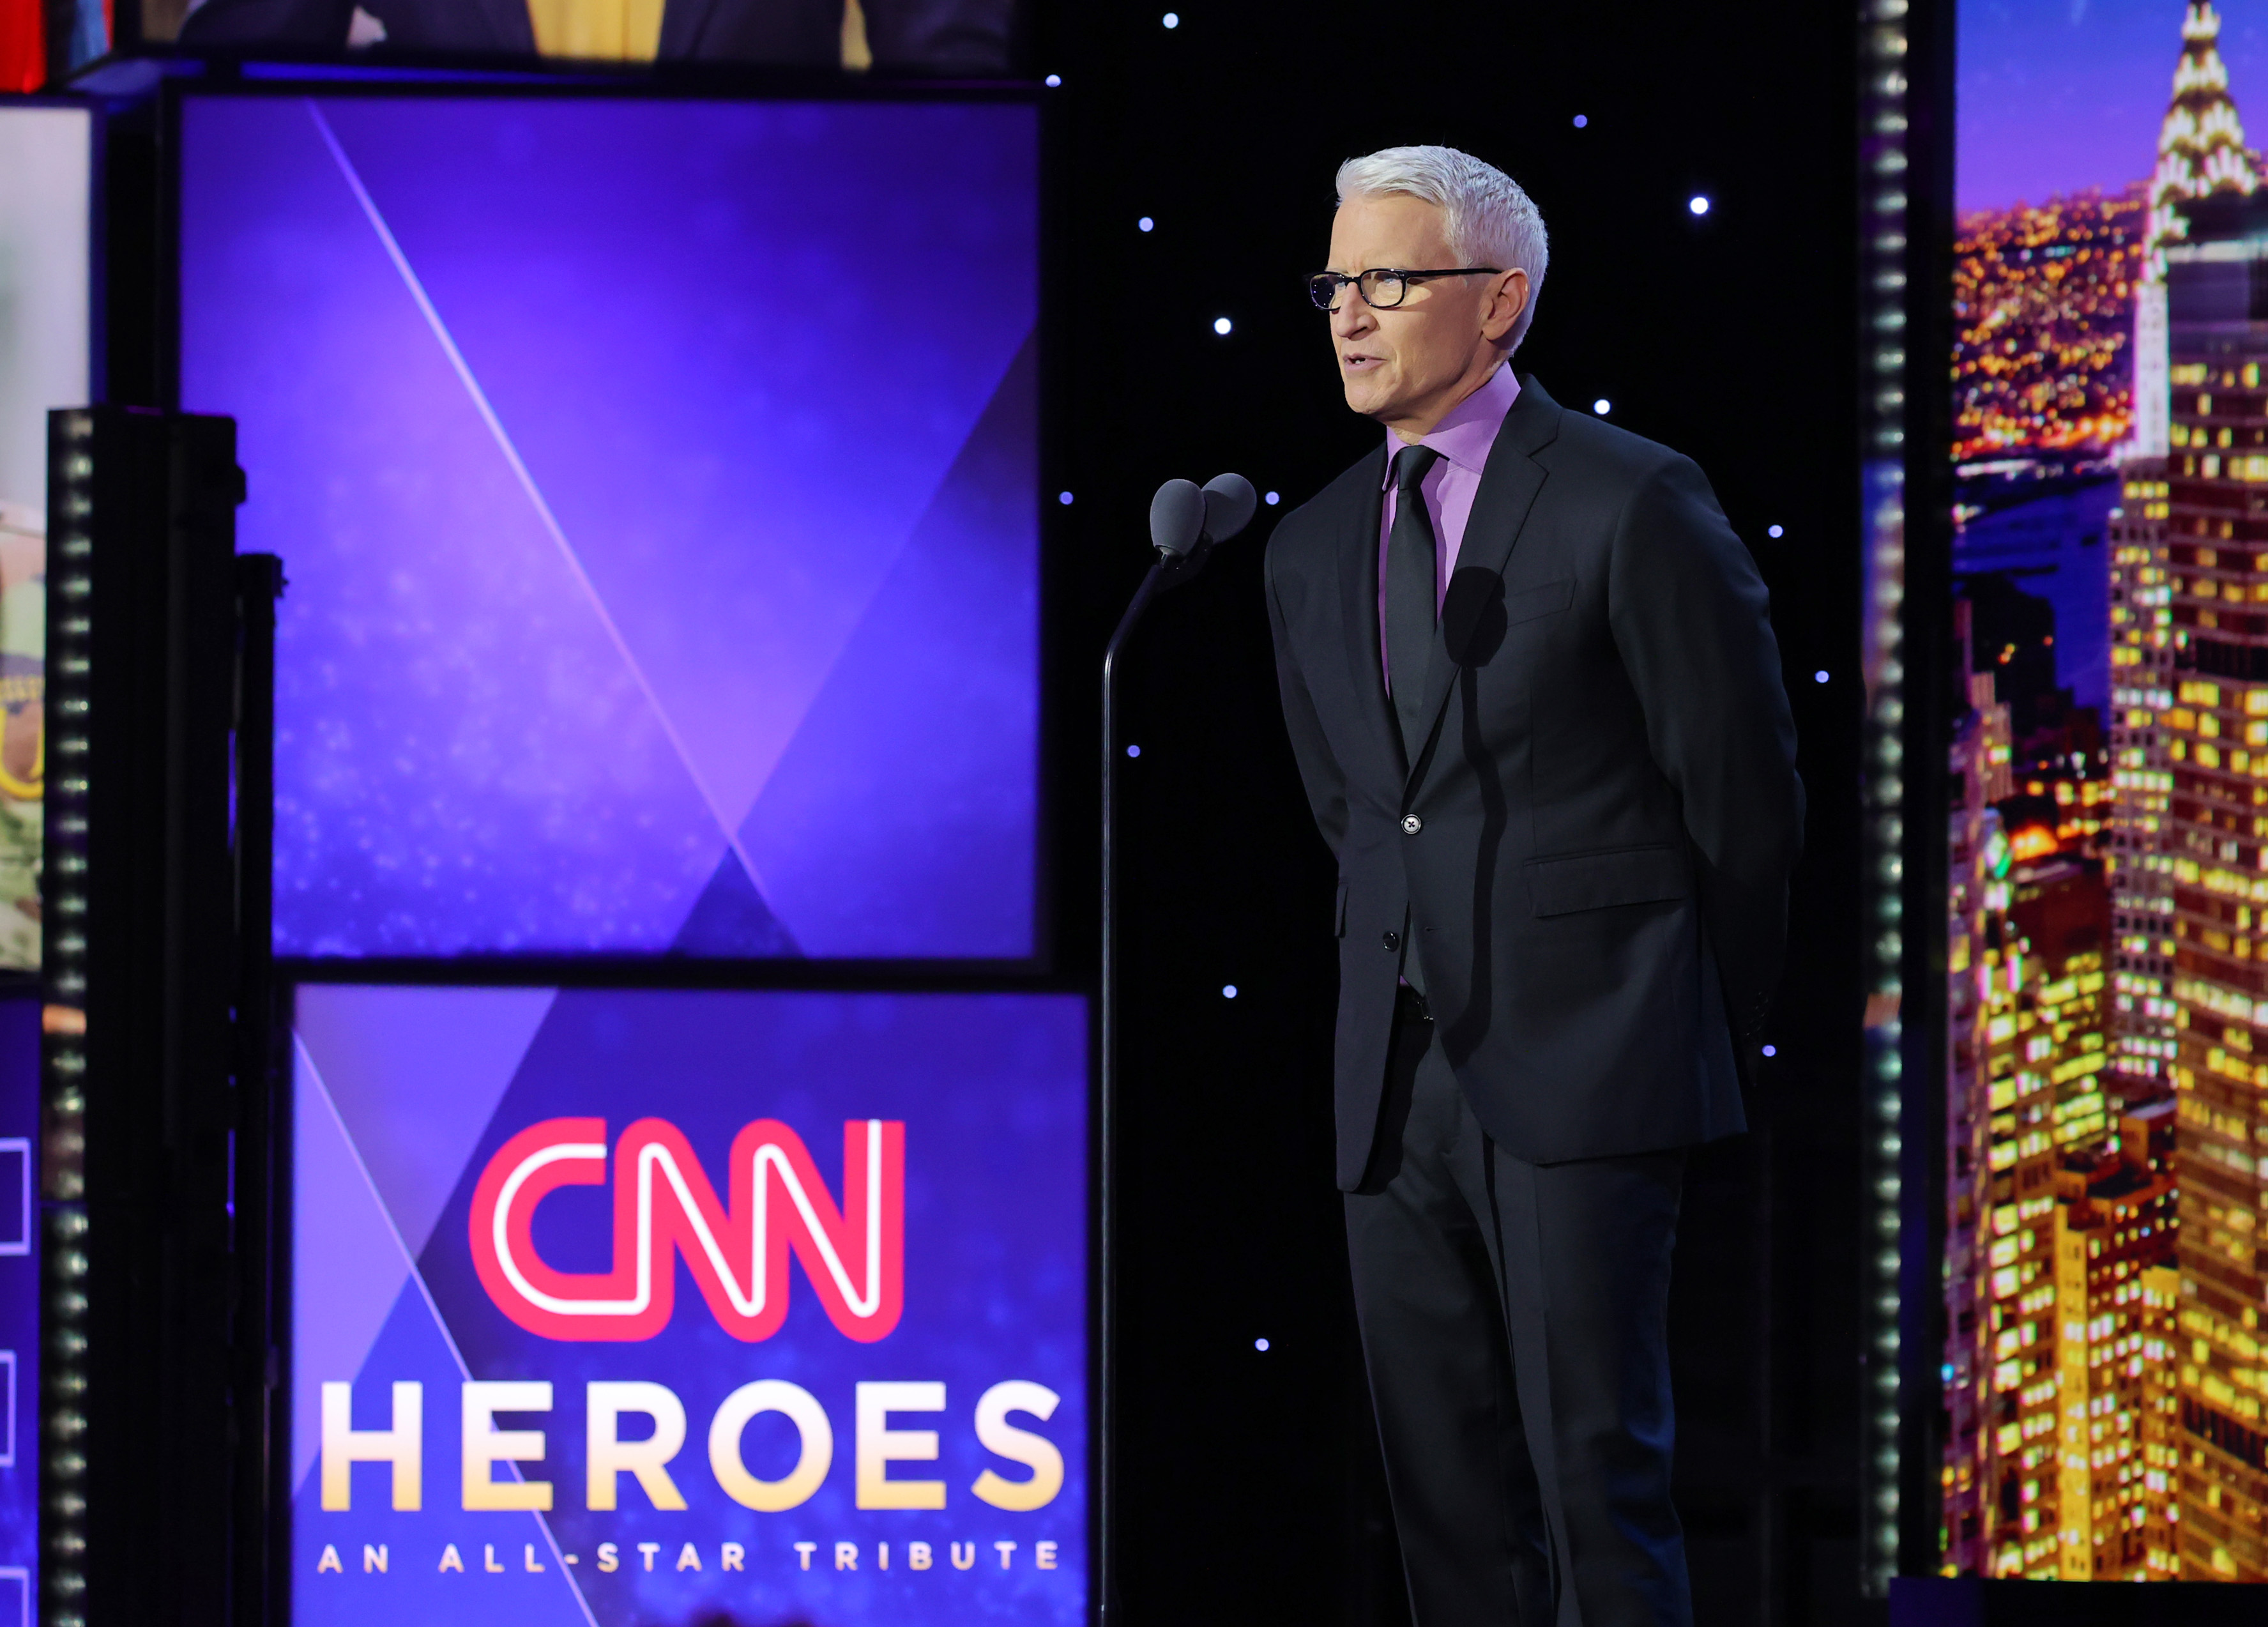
{"left": 1381, "top": 363, "right": 1521, "bottom": 485}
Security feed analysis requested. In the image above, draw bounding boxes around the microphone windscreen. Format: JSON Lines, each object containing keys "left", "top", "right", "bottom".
{"left": 1149, "top": 478, "right": 1207, "bottom": 558}
{"left": 1201, "top": 473, "right": 1258, "bottom": 543}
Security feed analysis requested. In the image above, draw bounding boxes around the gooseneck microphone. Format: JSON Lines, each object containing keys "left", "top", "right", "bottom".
{"left": 1097, "top": 472, "right": 1254, "bottom": 1624}
{"left": 1199, "top": 471, "right": 1258, "bottom": 546}
{"left": 1143, "top": 470, "right": 1258, "bottom": 575}
{"left": 1149, "top": 478, "right": 1206, "bottom": 560}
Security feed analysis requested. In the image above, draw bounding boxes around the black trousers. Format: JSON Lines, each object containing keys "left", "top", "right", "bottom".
{"left": 1345, "top": 993, "right": 1692, "bottom": 1627}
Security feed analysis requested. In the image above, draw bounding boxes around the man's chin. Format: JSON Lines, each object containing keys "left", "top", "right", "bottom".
{"left": 1341, "top": 378, "right": 1397, "bottom": 420}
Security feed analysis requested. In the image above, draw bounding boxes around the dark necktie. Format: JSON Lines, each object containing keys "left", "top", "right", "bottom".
{"left": 1385, "top": 443, "right": 1443, "bottom": 761}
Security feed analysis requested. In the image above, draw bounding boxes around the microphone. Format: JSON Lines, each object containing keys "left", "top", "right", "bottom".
{"left": 1148, "top": 478, "right": 1207, "bottom": 561}
{"left": 1199, "top": 473, "right": 1258, "bottom": 544}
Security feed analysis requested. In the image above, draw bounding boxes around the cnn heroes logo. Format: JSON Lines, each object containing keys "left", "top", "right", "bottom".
{"left": 471, "top": 1118, "right": 904, "bottom": 1342}
{"left": 321, "top": 1378, "right": 1064, "bottom": 1515}
{"left": 314, "top": 1536, "right": 1063, "bottom": 1577}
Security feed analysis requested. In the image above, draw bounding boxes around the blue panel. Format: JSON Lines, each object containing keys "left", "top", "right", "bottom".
{"left": 178, "top": 94, "right": 1040, "bottom": 959}
{"left": 293, "top": 986, "right": 1088, "bottom": 1626}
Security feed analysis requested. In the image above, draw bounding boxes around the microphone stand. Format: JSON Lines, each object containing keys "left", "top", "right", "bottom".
{"left": 1097, "top": 539, "right": 1209, "bottom": 1624}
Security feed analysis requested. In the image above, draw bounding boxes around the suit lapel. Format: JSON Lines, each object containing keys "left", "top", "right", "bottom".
{"left": 1334, "top": 444, "right": 1406, "bottom": 783}
{"left": 1402, "top": 376, "right": 1565, "bottom": 798}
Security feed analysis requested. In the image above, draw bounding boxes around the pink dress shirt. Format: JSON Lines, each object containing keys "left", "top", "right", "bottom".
{"left": 1378, "top": 362, "right": 1521, "bottom": 694}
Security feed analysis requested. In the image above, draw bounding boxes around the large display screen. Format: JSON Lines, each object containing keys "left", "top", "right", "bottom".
{"left": 1942, "top": 0, "right": 2266, "bottom": 1584}
{"left": 169, "top": 0, "right": 1012, "bottom": 75}
{"left": 290, "top": 984, "right": 1087, "bottom": 1624}
{"left": 0, "top": 107, "right": 85, "bottom": 976}
{"left": 177, "top": 91, "right": 1040, "bottom": 963}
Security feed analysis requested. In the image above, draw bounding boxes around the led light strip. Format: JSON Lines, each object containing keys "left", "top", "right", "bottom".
{"left": 40, "top": 409, "right": 96, "bottom": 1627}
{"left": 1859, "top": 0, "right": 1913, "bottom": 1598}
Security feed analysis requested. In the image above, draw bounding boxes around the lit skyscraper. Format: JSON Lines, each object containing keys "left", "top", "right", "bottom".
{"left": 1944, "top": 602, "right": 2014, "bottom": 1576}
{"left": 1973, "top": 852, "right": 2115, "bottom": 1578}
{"left": 1939, "top": 566, "right": 2188, "bottom": 1579}
{"left": 2045, "top": 1103, "right": 2179, "bottom": 1578}
{"left": 2108, "top": 482, "right": 2179, "bottom": 1098}
{"left": 2132, "top": 2, "right": 2258, "bottom": 462}
{"left": 2148, "top": 183, "right": 2268, "bottom": 1580}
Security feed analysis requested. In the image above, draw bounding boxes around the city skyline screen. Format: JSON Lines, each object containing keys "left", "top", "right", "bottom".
{"left": 1942, "top": 0, "right": 2268, "bottom": 1584}
{"left": 176, "top": 92, "right": 1040, "bottom": 963}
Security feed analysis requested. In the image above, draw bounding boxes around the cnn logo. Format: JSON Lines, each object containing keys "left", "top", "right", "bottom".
{"left": 469, "top": 1118, "right": 904, "bottom": 1342}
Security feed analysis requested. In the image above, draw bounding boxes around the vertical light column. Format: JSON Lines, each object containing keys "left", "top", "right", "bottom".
{"left": 38, "top": 408, "right": 93, "bottom": 1627}
{"left": 1859, "top": 0, "right": 1913, "bottom": 1594}
{"left": 24, "top": 405, "right": 248, "bottom": 1627}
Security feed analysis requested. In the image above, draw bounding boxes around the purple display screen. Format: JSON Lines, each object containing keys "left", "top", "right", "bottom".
{"left": 290, "top": 984, "right": 1088, "bottom": 1624}
{"left": 177, "top": 93, "right": 1040, "bottom": 960}
{"left": 0, "top": 994, "right": 35, "bottom": 1618}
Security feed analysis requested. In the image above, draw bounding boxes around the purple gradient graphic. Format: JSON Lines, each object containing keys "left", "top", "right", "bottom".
{"left": 291, "top": 984, "right": 1088, "bottom": 1626}
{"left": 178, "top": 94, "right": 1039, "bottom": 959}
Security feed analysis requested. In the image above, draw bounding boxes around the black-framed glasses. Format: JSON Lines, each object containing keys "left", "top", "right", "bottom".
{"left": 1307, "top": 267, "right": 1503, "bottom": 311}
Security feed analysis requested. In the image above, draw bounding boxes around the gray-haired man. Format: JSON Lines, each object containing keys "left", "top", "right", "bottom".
{"left": 1265, "top": 146, "right": 1802, "bottom": 1624}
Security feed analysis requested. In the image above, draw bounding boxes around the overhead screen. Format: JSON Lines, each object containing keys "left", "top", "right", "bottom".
{"left": 1941, "top": 0, "right": 2265, "bottom": 1585}
{"left": 169, "top": 0, "right": 1011, "bottom": 74}
{"left": 176, "top": 91, "right": 1040, "bottom": 963}
{"left": 291, "top": 984, "right": 1087, "bottom": 1624}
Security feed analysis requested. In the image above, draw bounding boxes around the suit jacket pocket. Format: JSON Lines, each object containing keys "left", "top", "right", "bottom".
{"left": 1526, "top": 843, "right": 1690, "bottom": 917}
{"left": 1504, "top": 576, "right": 1574, "bottom": 627}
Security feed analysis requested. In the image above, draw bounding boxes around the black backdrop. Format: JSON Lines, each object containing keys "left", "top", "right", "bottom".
{"left": 1034, "top": 3, "right": 1868, "bottom": 1623}
{"left": 82, "top": 2, "right": 1872, "bottom": 1617}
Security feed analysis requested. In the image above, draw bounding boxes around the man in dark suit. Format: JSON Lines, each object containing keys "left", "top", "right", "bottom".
{"left": 1265, "top": 145, "right": 1802, "bottom": 1626}
{"left": 178, "top": 0, "right": 1007, "bottom": 72}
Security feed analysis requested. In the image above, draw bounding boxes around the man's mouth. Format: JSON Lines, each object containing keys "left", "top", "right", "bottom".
{"left": 1342, "top": 353, "right": 1383, "bottom": 372}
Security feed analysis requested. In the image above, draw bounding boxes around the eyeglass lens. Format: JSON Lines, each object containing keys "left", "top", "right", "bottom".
{"left": 1309, "top": 270, "right": 1410, "bottom": 310}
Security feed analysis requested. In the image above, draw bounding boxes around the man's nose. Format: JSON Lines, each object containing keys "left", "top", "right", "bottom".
{"left": 1330, "top": 292, "right": 1374, "bottom": 342}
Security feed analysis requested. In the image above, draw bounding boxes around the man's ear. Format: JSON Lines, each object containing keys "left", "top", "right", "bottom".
{"left": 1482, "top": 269, "right": 1529, "bottom": 345}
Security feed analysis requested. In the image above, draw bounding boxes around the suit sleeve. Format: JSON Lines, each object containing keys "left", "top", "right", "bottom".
{"left": 1265, "top": 533, "right": 1350, "bottom": 866}
{"left": 1606, "top": 455, "right": 1804, "bottom": 1046}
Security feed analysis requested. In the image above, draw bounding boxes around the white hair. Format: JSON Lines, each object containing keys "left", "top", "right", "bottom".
{"left": 1334, "top": 145, "right": 1548, "bottom": 352}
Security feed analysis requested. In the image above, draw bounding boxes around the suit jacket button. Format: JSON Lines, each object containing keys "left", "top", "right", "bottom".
{"left": 1382, "top": 930, "right": 1401, "bottom": 952}
{"left": 1400, "top": 814, "right": 1422, "bottom": 835}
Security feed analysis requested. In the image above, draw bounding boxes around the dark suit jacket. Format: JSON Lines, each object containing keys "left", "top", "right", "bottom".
{"left": 1266, "top": 376, "right": 1803, "bottom": 1189}
{"left": 179, "top": 0, "right": 1009, "bottom": 72}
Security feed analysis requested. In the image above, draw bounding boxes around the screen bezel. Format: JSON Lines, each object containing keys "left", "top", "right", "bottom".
{"left": 271, "top": 974, "right": 1097, "bottom": 1626}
